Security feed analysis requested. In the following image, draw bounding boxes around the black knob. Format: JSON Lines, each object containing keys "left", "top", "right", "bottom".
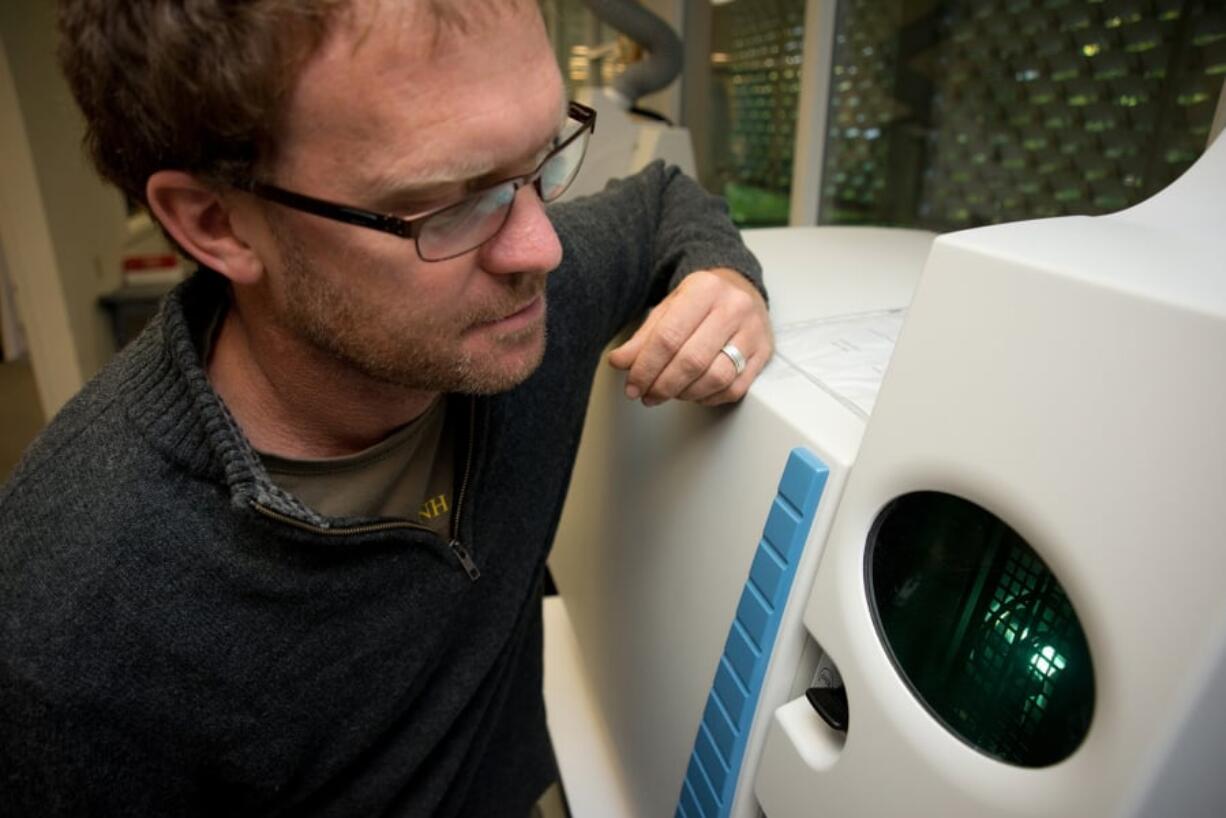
{"left": 805, "top": 685, "right": 849, "bottom": 732}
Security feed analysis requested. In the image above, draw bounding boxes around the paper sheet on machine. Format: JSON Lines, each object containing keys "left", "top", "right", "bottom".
{"left": 769, "top": 309, "right": 905, "bottom": 418}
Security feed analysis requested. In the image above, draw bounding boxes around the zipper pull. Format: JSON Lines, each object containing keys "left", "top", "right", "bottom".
{"left": 449, "top": 539, "right": 481, "bottom": 581}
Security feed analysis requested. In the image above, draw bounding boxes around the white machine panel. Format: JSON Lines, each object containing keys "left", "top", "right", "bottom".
{"left": 756, "top": 135, "right": 1226, "bottom": 817}
{"left": 548, "top": 227, "right": 934, "bottom": 818}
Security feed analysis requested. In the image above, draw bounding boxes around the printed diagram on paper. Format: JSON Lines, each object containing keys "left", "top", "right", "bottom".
{"left": 771, "top": 309, "right": 905, "bottom": 418}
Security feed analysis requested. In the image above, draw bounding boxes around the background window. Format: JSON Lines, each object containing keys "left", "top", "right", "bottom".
{"left": 820, "top": 0, "right": 1225, "bottom": 228}
{"left": 706, "top": 0, "right": 809, "bottom": 226}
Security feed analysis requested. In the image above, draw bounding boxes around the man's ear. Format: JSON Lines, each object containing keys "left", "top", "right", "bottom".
{"left": 145, "top": 171, "right": 265, "bottom": 285}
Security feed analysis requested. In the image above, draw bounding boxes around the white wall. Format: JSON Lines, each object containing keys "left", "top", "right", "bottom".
{"left": 0, "top": 0, "right": 130, "bottom": 394}
{"left": 0, "top": 31, "right": 82, "bottom": 417}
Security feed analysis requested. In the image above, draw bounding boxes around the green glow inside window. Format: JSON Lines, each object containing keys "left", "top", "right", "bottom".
{"left": 867, "top": 491, "right": 1095, "bottom": 767}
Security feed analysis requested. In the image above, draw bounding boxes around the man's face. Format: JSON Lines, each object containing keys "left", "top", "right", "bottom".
{"left": 252, "top": 0, "right": 567, "bottom": 394}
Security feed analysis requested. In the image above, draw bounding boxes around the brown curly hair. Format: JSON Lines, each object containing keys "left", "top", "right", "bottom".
{"left": 57, "top": 0, "right": 346, "bottom": 206}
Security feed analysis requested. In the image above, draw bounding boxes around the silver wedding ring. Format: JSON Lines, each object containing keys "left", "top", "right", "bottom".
{"left": 720, "top": 342, "right": 747, "bottom": 376}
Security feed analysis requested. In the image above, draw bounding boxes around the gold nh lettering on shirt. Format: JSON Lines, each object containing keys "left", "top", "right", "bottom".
{"left": 419, "top": 494, "right": 449, "bottom": 521}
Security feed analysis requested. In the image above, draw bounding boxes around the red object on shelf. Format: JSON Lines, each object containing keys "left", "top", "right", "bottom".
{"left": 122, "top": 254, "right": 178, "bottom": 272}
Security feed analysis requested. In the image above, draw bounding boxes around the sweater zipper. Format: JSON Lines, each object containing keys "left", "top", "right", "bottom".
{"left": 250, "top": 397, "right": 482, "bottom": 582}
{"left": 447, "top": 398, "right": 480, "bottom": 580}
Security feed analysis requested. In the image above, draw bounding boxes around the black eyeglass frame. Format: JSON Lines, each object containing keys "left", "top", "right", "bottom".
{"left": 239, "top": 101, "right": 597, "bottom": 261}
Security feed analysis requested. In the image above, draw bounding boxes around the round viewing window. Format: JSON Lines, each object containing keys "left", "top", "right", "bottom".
{"left": 866, "top": 491, "right": 1094, "bottom": 767}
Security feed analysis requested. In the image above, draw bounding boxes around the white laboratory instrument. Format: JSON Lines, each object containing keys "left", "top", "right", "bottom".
{"left": 546, "top": 224, "right": 935, "bottom": 818}
{"left": 545, "top": 131, "right": 1226, "bottom": 818}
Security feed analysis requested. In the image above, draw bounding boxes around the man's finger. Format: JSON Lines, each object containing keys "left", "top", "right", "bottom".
{"left": 620, "top": 291, "right": 714, "bottom": 400}
{"left": 642, "top": 316, "right": 738, "bottom": 402}
{"left": 607, "top": 297, "right": 670, "bottom": 372}
{"left": 609, "top": 268, "right": 772, "bottom": 405}
{"left": 676, "top": 339, "right": 747, "bottom": 402}
{"left": 696, "top": 341, "right": 766, "bottom": 406}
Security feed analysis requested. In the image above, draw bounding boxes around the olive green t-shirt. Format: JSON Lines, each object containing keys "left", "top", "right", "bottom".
{"left": 200, "top": 305, "right": 454, "bottom": 536}
{"left": 259, "top": 396, "right": 455, "bottom": 537}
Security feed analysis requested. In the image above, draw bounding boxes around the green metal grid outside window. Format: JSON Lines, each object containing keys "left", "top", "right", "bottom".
{"left": 821, "top": 0, "right": 1224, "bottom": 229}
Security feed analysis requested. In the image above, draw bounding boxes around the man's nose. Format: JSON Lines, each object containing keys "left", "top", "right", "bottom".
{"left": 478, "top": 184, "right": 562, "bottom": 275}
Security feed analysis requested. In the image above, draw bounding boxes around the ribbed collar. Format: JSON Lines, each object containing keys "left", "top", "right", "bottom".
{"left": 116, "top": 270, "right": 341, "bottom": 527}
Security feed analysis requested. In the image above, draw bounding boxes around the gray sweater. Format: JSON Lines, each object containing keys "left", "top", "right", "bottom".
{"left": 0, "top": 163, "right": 762, "bottom": 817}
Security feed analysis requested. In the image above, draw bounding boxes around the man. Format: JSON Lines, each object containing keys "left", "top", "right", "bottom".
{"left": 0, "top": 0, "right": 771, "bottom": 814}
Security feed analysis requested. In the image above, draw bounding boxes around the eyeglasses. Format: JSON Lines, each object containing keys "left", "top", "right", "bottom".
{"left": 241, "top": 101, "right": 596, "bottom": 262}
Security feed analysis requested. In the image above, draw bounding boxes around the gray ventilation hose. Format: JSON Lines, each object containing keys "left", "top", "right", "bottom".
{"left": 580, "top": 0, "right": 683, "bottom": 107}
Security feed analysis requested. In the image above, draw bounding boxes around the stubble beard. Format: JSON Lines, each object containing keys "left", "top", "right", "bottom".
{"left": 275, "top": 234, "right": 549, "bottom": 395}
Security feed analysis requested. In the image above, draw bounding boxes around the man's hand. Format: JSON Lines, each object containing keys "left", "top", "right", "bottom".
{"left": 607, "top": 268, "right": 773, "bottom": 407}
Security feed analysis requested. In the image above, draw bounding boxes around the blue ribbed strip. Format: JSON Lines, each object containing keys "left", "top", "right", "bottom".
{"left": 675, "top": 447, "right": 828, "bottom": 818}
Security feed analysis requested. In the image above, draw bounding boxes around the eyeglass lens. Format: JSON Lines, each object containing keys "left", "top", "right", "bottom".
{"left": 417, "top": 121, "right": 591, "bottom": 261}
